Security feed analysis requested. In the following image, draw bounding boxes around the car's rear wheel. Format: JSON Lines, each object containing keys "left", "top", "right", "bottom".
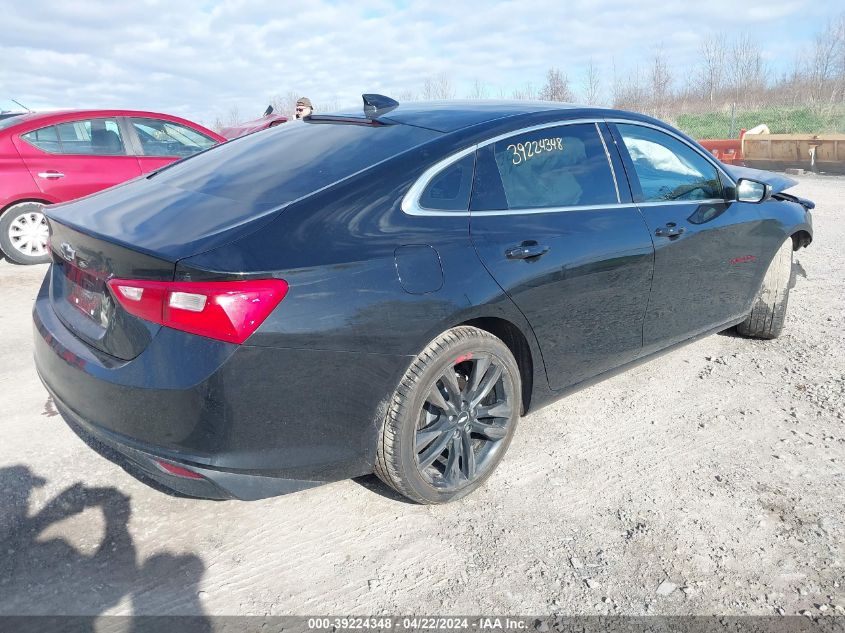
{"left": 0, "top": 201, "right": 51, "bottom": 265}
{"left": 375, "top": 326, "right": 521, "bottom": 504}
{"left": 736, "top": 239, "right": 794, "bottom": 339}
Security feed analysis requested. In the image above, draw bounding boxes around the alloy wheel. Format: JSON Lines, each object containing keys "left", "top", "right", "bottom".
{"left": 414, "top": 353, "right": 514, "bottom": 491}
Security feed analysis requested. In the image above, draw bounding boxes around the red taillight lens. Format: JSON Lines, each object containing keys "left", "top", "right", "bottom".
{"left": 107, "top": 278, "right": 288, "bottom": 344}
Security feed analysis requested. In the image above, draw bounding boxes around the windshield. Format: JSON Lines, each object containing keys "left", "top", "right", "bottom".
{"left": 153, "top": 120, "right": 441, "bottom": 206}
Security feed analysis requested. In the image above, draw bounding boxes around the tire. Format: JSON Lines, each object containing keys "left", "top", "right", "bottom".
{"left": 375, "top": 326, "right": 522, "bottom": 504}
{"left": 0, "top": 201, "right": 51, "bottom": 265}
{"left": 736, "top": 239, "right": 794, "bottom": 339}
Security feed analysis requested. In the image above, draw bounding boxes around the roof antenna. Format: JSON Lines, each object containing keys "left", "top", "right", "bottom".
{"left": 9, "top": 99, "right": 32, "bottom": 112}
{"left": 362, "top": 94, "right": 399, "bottom": 118}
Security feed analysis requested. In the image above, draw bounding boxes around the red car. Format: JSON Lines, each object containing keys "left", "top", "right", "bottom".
{"left": 0, "top": 109, "right": 225, "bottom": 264}
{"left": 219, "top": 105, "right": 288, "bottom": 139}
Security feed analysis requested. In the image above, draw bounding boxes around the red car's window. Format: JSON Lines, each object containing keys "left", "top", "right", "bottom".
{"left": 130, "top": 118, "right": 217, "bottom": 157}
{"left": 21, "top": 118, "right": 126, "bottom": 156}
{"left": 20, "top": 126, "right": 61, "bottom": 153}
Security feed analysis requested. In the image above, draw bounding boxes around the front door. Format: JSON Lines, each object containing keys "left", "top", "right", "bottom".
{"left": 610, "top": 122, "right": 768, "bottom": 352}
{"left": 470, "top": 122, "right": 654, "bottom": 391}
{"left": 124, "top": 116, "right": 219, "bottom": 174}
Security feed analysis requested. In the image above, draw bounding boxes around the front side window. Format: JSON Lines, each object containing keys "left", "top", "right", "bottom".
{"left": 130, "top": 118, "right": 217, "bottom": 157}
{"left": 616, "top": 124, "right": 723, "bottom": 202}
{"left": 472, "top": 123, "right": 618, "bottom": 211}
{"left": 22, "top": 118, "right": 125, "bottom": 155}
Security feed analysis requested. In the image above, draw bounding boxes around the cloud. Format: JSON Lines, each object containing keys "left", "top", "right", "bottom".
{"left": 0, "top": 0, "right": 833, "bottom": 126}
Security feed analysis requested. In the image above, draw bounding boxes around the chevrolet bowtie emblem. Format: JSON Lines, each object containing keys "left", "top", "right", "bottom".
{"left": 59, "top": 242, "right": 76, "bottom": 262}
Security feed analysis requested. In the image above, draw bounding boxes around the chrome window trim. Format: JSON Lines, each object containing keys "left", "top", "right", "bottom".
{"left": 470, "top": 203, "right": 638, "bottom": 217}
{"left": 468, "top": 199, "right": 725, "bottom": 217}
{"left": 595, "top": 122, "right": 621, "bottom": 203}
{"left": 637, "top": 198, "right": 727, "bottom": 207}
{"left": 402, "top": 118, "right": 619, "bottom": 217}
{"left": 400, "top": 117, "right": 734, "bottom": 218}
{"left": 474, "top": 118, "right": 606, "bottom": 149}
{"left": 400, "top": 145, "right": 477, "bottom": 217}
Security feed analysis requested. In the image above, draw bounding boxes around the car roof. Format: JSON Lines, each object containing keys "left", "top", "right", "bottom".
{"left": 370, "top": 100, "right": 590, "bottom": 132}
{"left": 321, "top": 99, "right": 626, "bottom": 133}
{"left": 0, "top": 109, "right": 223, "bottom": 138}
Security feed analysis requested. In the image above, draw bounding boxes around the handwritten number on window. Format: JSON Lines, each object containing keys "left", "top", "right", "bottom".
{"left": 507, "top": 138, "right": 564, "bottom": 165}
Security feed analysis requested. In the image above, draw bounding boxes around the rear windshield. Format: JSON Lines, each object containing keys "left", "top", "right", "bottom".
{"left": 152, "top": 120, "right": 441, "bottom": 205}
{"left": 0, "top": 114, "right": 26, "bottom": 131}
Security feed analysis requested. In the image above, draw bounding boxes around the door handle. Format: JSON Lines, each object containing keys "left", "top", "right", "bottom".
{"left": 37, "top": 171, "right": 65, "bottom": 180}
{"left": 655, "top": 224, "right": 685, "bottom": 238}
{"left": 505, "top": 242, "right": 550, "bottom": 260}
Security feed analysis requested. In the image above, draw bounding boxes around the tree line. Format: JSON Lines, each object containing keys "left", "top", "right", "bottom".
{"left": 415, "top": 16, "right": 845, "bottom": 120}
{"left": 215, "top": 14, "right": 845, "bottom": 131}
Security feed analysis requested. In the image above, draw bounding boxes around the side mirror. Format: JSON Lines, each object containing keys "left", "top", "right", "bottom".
{"left": 263, "top": 105, "right": 274, "bottom": 117}
{"left": 736, "top": 178, "right": 771, "bottom": 203}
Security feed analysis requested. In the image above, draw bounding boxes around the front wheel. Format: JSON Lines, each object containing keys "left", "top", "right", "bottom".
{"left": 0, "top": 202, "right": 51, "bottom": 265}
{"left": 375, "top": 326, "right": 521, "bottom": 504}
{"left": 736, "top": 239, "right": 794, "bottom": 339}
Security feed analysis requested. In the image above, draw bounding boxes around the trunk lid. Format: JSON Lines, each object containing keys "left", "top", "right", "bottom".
{"left": 45, "top": 176, "right": 282, "bottom": 263}
{"left": 47, "top": 221, "right": 176, "bottom": 360}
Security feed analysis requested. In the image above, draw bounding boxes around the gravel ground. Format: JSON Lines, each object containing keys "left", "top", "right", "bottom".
{"left": 0, "top": 175, "right": 842, "bottom": 618}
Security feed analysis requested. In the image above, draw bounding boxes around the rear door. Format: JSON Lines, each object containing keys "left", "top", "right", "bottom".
{"left": 609, "top": 122, "right": 766, "bottom": 351}
{"left": 14, "top": 117, "right": 142, "bottom": 202}
{"left": 124, "top": 116, "right": 219, "bottom": 174}
{"left": 470, "top": 122, "right": 655, "bottom": 391}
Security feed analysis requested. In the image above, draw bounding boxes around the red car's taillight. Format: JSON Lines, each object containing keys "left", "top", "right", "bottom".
{"left": 107, "top": 278, "right": 288, "bottom": 344}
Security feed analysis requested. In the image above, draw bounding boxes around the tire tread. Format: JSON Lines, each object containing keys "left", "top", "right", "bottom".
{"left": 736, "top": 239, "right": 793, "bottom": 339}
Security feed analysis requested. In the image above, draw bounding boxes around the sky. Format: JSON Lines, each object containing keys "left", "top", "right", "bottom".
{"left": 0, "top": 0, "right": 839, "bottom": 127}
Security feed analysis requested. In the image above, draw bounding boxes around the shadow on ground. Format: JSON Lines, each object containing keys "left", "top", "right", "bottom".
{"left": 0, "top": 465, "right": 210, "bottom": 630}
{"left": 351, "top": 474, "right": 418, "bottom": 504}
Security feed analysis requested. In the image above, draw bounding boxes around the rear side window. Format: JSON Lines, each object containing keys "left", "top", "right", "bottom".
{"left": 472, "top": 123, "right": 618, "bottom": 211}
{"left": 616, "top": 123, "right": 723, "bottom": 202}
{"left": 154, "top": 121, "right": 441, "bottom": 205}
{"left": 419, "top": 153, "right": 474, "bottom": 211}
{"left": 22, "top": 118, "right": 126, "bottom": 155}
{"left": 20, "top": 126, "right": 61, "bottom": 153}
{"left": 130, "top": 117, "right": 217, "bottom": 157}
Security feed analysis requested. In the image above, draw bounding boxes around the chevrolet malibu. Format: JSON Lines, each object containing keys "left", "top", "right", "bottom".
{"left": 34, "top": 97, "right": 813, "bottom": 504}
{"left": 0, "top": 109, "right": 224, "bottom": 264}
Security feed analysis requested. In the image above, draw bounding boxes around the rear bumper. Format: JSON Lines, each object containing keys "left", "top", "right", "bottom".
{"left": 33, "top": 271, "right": 410, "bottom": 500}
{"left": 48, "top": 392, "right": 323, "bottom": 500}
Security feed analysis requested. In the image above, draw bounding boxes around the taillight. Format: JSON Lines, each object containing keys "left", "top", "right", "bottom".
{"left": 107, "top": 278, "right": 288, "bottom": 344}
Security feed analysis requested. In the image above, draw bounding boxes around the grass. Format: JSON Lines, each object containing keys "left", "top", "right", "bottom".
{"left": 673, "top": 106, "right": 845, "bottom": 139}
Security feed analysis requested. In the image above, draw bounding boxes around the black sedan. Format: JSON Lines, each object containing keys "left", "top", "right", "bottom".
{"left": 34, "top": 96, "right": 813, "bottom": 504}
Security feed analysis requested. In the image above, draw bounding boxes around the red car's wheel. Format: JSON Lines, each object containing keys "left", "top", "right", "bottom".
{"left": 0, "top": 201, "right": 51, "bottom": 265}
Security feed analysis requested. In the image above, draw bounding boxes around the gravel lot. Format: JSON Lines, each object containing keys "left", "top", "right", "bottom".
{"left": 0, "top": 175, "right": 842, "bottom": 618}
